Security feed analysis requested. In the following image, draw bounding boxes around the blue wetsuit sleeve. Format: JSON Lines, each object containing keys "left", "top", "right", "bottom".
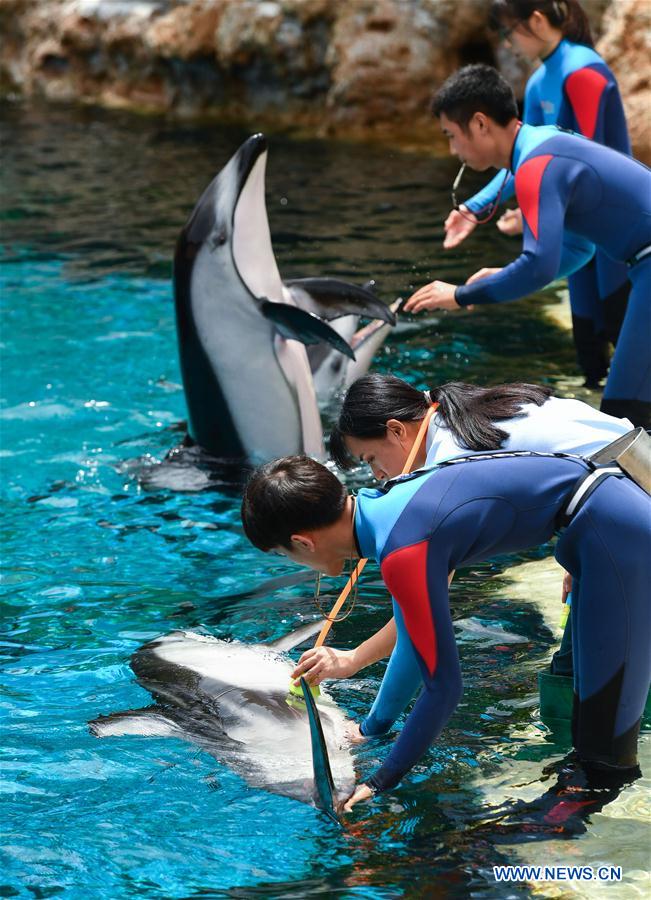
{"left": 360, "top": 600, "right": 422, "bottom": 737}
{"left": 366, "top": 549, "right": 463, "bottom": 794}
{"left": 455, "top": 155, "right": 577, "bottom": 306}
{"left": 464, "top": 170, "right": 515, "bottom": 216}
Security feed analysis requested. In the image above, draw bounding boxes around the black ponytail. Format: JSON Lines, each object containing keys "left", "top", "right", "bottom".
{"left": 489, "top": 0, "right": 594, "bottom": 48}
{"left": 329, "top": 374, "right": 552, "bottom": 470}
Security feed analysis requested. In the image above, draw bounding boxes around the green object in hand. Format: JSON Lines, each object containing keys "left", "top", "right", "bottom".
{"left": 286, "top": 679, "right": 320, "bottom": 709}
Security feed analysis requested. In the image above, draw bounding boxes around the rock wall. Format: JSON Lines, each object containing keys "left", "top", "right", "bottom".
{"left": 1, "top": 0, "right": 648, "bottom": 157}
{"left": 596, "top": 0, "right": 651, "bottom": 163}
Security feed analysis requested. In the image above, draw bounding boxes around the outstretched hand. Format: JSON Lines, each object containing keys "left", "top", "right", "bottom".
{"left": 403, "top": 280, "right": 460, "bottom": 313}
{"left": 291, "top": 646, "right": 356, "bottom": 686}
{"left": 444, "top": 206, "right": 478, "bottom": 249}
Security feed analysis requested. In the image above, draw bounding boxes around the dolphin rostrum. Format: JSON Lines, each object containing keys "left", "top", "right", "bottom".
{"left": 89, "top": 623, "right": 355, "bottom": 816}
{"left": 173, "top": 133, "right": 396, "bottom": 464}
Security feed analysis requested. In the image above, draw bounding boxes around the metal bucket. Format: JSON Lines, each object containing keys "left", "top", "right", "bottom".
{"left": 589, "top": 427, "right": 651, "bottom": 494}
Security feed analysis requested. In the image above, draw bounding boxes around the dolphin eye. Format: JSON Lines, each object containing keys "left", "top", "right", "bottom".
{"left": 210, "top": 230, "right": 228, "bottom": 249}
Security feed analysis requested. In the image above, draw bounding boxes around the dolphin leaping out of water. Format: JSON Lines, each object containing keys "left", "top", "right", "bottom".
{"left": 89, "top": 623, "right": 355, "bottom": 818}
{"left": 173, "top": 133, "right": 396, "bottom": 464}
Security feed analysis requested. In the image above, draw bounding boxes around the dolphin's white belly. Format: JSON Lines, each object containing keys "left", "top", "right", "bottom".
{"left": 150, "top": 631, "right": 355, "bottom": 797}
{"left": 191, "top": 249, "right": 304, "bottom": 459}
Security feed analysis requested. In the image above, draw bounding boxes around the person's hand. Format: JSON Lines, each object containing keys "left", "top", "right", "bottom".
{"left": 344, "top": 721, "right": 365, "bottom": 744}
{"left": 291, "top": 646, "right": 356, "bottom": 685}
{"left": 403, "top": 281, "right": 460, "bottom": 313}
{"left": 444, "top": 206, "right": 477, "bottom": 249}
{"left": 496, "top": 207, "right": 523, "bottom": 236}
{"left": 466, "top": 267, "right": 503, "bottom": 285}
{"left": 339, "top": 783, "right": 374, "bottom": 814}
{"left": 561, "top": 571, "right": 572, "bottom": 604}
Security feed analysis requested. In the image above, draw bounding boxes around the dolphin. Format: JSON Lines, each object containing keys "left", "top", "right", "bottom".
{"left": 173, "top": 133, "right": 396, "bottom": 464}
{"left": 88, "top": 622, "right": 355, "bottom": 816}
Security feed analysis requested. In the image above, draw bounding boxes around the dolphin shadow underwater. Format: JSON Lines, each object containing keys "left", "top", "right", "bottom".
{"left": 89, "top": 621, "right": 355, "bottom": 821}
{"left": 136, "top": 133, "right": 397, "bottom": 490}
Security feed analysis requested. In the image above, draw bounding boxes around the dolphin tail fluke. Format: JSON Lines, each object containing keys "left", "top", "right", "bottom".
{"left": 300, "top": 677, "right": 340, "bottom": 825}
{"left": 261, "top": 301, "right": 355, "bottom": 360}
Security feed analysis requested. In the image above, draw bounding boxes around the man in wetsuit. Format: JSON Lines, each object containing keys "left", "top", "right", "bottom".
{"left": 241, "top": 453, "right": 651, "bottom": 813}
{"left": 404, "top": 64, "right": 651, "bottom": 427}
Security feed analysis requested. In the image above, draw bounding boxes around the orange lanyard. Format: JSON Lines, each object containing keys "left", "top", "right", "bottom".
{"left": 313, "top": 402, "right": 439, "bottom": 647}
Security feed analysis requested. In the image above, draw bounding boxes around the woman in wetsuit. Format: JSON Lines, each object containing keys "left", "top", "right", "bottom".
{"left": 290, "top": 374, "right": 633, "bottom": 686}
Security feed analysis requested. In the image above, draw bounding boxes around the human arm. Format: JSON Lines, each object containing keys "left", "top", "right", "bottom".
{"left": 455, "top": 154, "right": 580, "bottom": 307}
{"left": 291, "top": 617, "right": 397, "bottom": 685}
{"left": 443, "top": 171, "right": 516, "bottom": 249}
{"left": 360, "top": 601, "right": 423, "bottom": 736}
{"left": 366, "top": 549, "right": 463, "bottom": 794}
{"left": 443, "top": 206, "right": 478, "bottom": 249}
{"left": 463, "top": 170, "right": 516, "bottom": 217}
{"left": 403, "top": 280, "right": 461, "bottom": 313}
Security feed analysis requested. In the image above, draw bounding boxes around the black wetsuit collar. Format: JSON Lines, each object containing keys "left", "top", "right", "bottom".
{"left": 351, "top": 495, "right": 363, "bottom": 558}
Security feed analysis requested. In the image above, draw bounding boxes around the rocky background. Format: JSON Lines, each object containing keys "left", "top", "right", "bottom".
{"left": 1, "top": 0, "right": 649, "bottom": 159}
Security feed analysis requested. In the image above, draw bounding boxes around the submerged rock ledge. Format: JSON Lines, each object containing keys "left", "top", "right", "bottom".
{"left": 1, "top": 0, "right": 649, "bottom": 158}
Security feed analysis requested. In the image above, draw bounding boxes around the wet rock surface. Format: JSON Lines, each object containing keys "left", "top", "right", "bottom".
{"left": 0, "top": 0, "right": 647, "bottom": 157}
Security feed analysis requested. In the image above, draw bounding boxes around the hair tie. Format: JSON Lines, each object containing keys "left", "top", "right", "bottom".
{"left": 553, "top": 0, "right": 567, "bottom": 21}
{"left": 423, "top": 389, "right": 432, "bottom": 405}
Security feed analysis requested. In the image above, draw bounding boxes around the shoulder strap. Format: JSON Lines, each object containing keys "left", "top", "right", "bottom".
{"left": 381, "top": 449, "right": 591, "bottom": 494}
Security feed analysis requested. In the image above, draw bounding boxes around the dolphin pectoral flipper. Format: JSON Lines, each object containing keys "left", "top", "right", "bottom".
{"left": 261, "top": 301, "right": 355, "bottom": 360}
{"left": 286, "top": 278, "right": 396, "bottom": 325}
{"left": 300, "top": 677, "right": 341, "bottom": 825}
{"left": 267, "top": 619, "right": 327, "bottom": 652}
{"left": 89, "top": 706, "right": 181, "bottom": 739}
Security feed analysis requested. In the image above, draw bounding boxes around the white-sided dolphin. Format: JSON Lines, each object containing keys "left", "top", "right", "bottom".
{"left": 173, "top": 133, "right": 395, "bottom": 464}
{"left": 89, "top": 623, "right": 355, "bottom": 816}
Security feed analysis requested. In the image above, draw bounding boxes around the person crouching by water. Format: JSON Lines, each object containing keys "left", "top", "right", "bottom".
{"left": 241, "top": 453, "right": 650, "bottom": 813}
{"left": 293, "top": 374, "right": 634, "bottom": 687}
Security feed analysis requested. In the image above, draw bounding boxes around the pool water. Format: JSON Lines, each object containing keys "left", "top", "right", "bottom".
{"left": 1, "top": 102, "right": 648, "bottom": 899}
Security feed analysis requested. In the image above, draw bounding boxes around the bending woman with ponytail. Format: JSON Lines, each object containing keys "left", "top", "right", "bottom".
{"left": 444, "top": 0, "right": 632, "bottom": 394}
{"left": 291, "top": 373, "right": 633, "bottom": 707}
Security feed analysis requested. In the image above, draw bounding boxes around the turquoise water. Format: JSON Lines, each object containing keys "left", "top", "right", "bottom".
{"left": 2, "top": 103, "right": 648, "bottom": 898}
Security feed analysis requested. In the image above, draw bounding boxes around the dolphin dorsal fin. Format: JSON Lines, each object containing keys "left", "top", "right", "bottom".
{"left": 267, "top": 619, "right": 327, "bottom": 653}
{"left": 300, "top": 677, "right": 340, "bottom": 825}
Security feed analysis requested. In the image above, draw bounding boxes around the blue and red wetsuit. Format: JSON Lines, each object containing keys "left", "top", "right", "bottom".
{"left": 464, "top": 39, "right": 632, "bottom": 386}
{"left": 457, "top": 124, "right": 651, "bottom": 427}
{"left": 353, "top": 454, "right": 651, "bottom": 793}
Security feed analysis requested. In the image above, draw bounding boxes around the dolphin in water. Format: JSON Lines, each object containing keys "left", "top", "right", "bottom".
{"left": 173, "top": 132, "right": 396, "bottom": 464}
{"left": 89, "top": 623, "right": 355, "bottom": 817}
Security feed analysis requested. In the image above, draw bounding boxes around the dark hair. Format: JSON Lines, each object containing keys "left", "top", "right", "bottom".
{"left": 241, "top": 455, "right": 347, "bottom": 552}
{"left": 329, "top": 374, "right": 553, "bottom": 470}
{"left": 431, "top": 64, "right": 518, "bottom": 129}
{"left": 489, "top": 0, "right": 593, "bottom": 47}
